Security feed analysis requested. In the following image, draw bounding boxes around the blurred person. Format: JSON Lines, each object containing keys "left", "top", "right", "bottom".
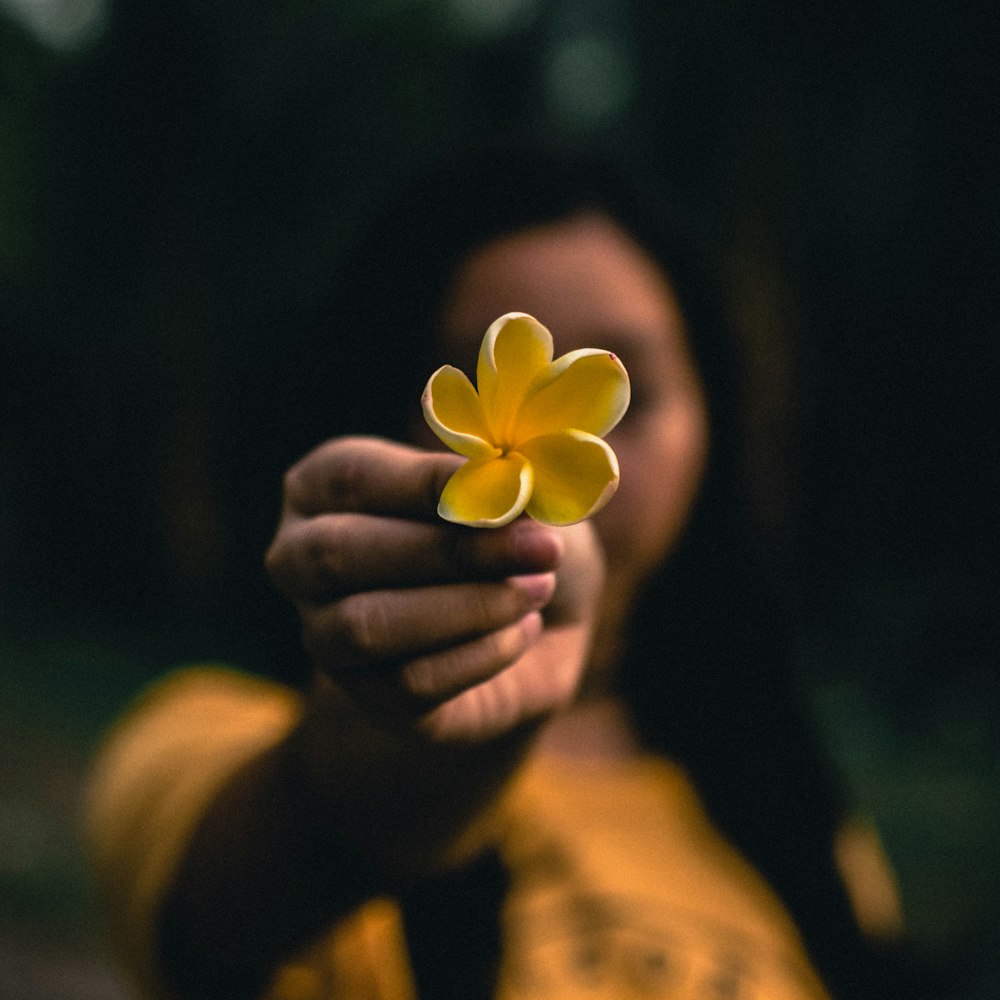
{"left": 86, "top": 140, "right": 910, "bottom": 1000}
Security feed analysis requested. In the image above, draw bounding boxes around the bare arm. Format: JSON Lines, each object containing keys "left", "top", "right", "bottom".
{"left": 158, "top": 437, "right": 603, "bottom": 998}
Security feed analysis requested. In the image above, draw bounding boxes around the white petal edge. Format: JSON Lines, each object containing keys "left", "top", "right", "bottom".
{"left": 421, "top": 366, "right": 501, "bottom": 460}
{"left": 523, "top": 429, "right": 621, "bottom": 526}
{"left": 521, "top": 348, "right": 631, "bottom": 437}
{"left": 437, "top": 457, "right": 535, "bottom": 528}
{"left": 477, "top": 312, "right": 553, "bottom": 380}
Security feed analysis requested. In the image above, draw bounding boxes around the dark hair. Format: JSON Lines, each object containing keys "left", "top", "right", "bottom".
{"left": 258, "top": 138, "right": 896, "bottom": 997}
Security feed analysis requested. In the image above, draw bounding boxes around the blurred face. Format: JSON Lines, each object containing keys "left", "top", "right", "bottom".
{"left": 435, "top": 213, "right": 709, "bottom": 662}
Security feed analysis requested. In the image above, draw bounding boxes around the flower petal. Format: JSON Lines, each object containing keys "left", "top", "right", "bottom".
{"left": 437, "top": 454, "right": 534, "bottom": 528}
{"left": 477, "top": 313, "right": 553, "bottom": 446}
{"left": 519, "top": 430, "right": 620, "bottom": 526}
{"left": 517, "top": 349, "right": 631, "bottom": 441}
{"left": 422, "top": 366, "right": 500, "bottom": 459}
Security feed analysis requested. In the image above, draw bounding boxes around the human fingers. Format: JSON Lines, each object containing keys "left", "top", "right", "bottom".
{"left": 415, "top": 621, "right": 588, "bottom": 743}
{"left": 280, "top": 437, "right": 462, "bottom": 520}
{"left": 535, "top": 520, "right": 605, "bottom": 629}
{"left": 347, "top": 612, "right": 545, "bottom": 725}
{"left": 267, "top": 513, "right": 564, "bottom": 604}
{"left": 300, "top": 573, "right": 556, "bottom": 674}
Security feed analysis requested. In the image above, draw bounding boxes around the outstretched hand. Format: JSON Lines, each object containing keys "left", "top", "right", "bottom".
{"left": 265, "top": 436, "right": 603, "bottom": 743}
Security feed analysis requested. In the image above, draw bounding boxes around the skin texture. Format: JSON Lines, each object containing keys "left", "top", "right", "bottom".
{"left": 436, "top": 212, "right": 709, "bottom": 690}
{"left": 159, "top": 212, "right": 710, "bottom": 997}
{"left": 161, "top": 440, "right": 605, "bottom": 998}
{"left": 266, "top": 437, "right": 603, "bottom": 743}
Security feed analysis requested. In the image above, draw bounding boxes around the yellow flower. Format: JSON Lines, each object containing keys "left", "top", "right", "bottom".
{"left": 421, "top": 312, "right": 630, "bottom": 527}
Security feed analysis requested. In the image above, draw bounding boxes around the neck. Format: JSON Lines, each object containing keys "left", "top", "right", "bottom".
{"left": 533, "top": 694, "right": 639, "bottom": 761}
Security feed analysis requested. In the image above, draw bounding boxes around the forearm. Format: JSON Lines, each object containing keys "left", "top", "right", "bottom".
{"left": 158, "top": 679, "right": 534, "bottom": 999}
{"left": 157, "top": 720, "right": 364, "bottom": 999}
{"left": 305, "top": 677, "right": 537, "bottom": 871}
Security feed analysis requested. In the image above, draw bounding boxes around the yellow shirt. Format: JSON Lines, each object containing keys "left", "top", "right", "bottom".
{"left": 86, "top": 668, "right": 830, "bottom": 1000}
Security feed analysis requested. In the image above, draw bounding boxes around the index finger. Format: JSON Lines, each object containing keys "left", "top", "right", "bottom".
{"left": 283, "top": 436, "right": 463, "bottom": 520}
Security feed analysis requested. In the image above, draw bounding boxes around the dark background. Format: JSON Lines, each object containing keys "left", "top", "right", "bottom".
{"left": 1, "top": 1, "right": 997, "bottom": 997}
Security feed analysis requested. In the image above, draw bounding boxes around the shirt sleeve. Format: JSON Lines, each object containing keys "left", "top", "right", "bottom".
{"left": 84, "top": 667, "right": 302, "bottom": 1000}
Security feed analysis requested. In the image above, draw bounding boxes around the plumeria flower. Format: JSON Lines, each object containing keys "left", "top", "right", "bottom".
{"left": 421, "top": 312, "right": 630, "bottom": 527}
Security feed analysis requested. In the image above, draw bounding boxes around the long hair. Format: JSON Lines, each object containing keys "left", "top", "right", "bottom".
{"left": 253, "top": 138, "right": 895, "bottom": 997}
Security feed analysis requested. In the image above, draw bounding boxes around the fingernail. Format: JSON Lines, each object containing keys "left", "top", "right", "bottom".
{"left": 511, "top": 572, "right": 557, "bottom": 608}
{"left": 510, "top": 520, "right": 563, "bottom": 566}
{"left": 520, "top": 610, "right": 544, "bottom": 642}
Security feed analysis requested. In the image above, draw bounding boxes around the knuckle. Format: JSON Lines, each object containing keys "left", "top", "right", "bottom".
{"left": 489, "top": 623, "right": 525, "bottom": 666}
{"left": 470, "top": 586, "right": 491, "bottom": 628}
{"left": 305, "top": 521, "right": 350, "bottom": 584}
{"left": 263, "top": 540, "right": 284, "bottom": 581}
{"left": 318, "top": 439, "right": 374, "bottom": 512}
{"left": 472, "top": 584, "right": 505, "bottom": 631}
{"left": 264, "top": 534, "right": 300, "bottom": 597}
{"left": 398, "top": 657, "right": 439, "bottom": 702}
{"left": 325, "top": 464, "right": 362, "bottom": 513}
{"left": 285, "top": 438, "right": 369, "bottom": 513}
{"left": 415, "top": 707, "right": 454, "bottom": 744}
{"left": 281, "top": 460, "right": 307, "bottom": 504}
{"left": 335, "top": 593, "right": 389, "bottom": 657}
